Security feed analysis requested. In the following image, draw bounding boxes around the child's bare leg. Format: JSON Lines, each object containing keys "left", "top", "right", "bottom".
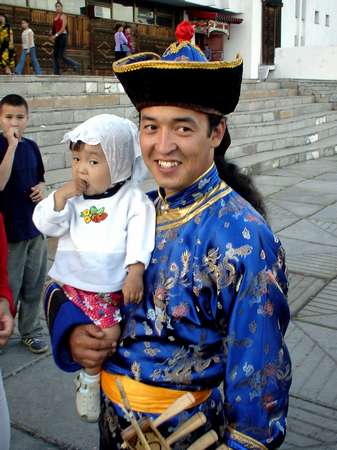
{"left": 75, "top": 324, "right": 121, "bottom": 422}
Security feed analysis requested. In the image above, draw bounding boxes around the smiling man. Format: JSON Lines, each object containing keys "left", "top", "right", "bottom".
{"left": 45, "top": 23, "right": 291, "bottom": 450}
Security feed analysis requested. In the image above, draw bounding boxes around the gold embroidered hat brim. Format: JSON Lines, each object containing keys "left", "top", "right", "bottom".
{"left": 113, "top": 52, "right": 243, "bottom": 116}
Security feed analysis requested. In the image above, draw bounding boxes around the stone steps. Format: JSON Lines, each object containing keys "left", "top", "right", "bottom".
{"left": 1, "top": 76, "right": 337, "bottom": 187}
{"left": 230, "top": 120, "right": 337, "bottom": 158}
{"left": 229, "top": 108, "right": 337, "bottom": 139}
{"left": 233, "top": 134, "right": 337, "bottom": 174}
{"left": 235, "top": 94, "right": 313, "bottom": 113}
{"left": 232, "top": 101, "right": 329, "bottom": 125}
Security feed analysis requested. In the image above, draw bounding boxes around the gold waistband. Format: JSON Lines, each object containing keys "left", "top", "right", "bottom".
{"left": 101, "top": 372, "right": 212, "bottom": 414}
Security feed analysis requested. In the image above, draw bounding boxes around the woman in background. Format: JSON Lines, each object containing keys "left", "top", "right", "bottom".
{"left": 51, "top": 1, "right": 80, "bottom": 75}
{"left": 123, "top": 25, "right": 134, "bottom": 55}
{"left": 0, "top": 13, "right": 15, "bottom": 75}
{"left": 114, "top": 24, "right": 128, "bottom": 61}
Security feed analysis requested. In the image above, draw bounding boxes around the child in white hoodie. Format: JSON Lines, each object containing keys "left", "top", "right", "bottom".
{"left": 33, "top": 114, "right": 155, "bottom": 422}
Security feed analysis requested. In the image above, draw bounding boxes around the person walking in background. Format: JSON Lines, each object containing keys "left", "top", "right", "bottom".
{"left": 0, "top": 212, "right": 15, "bottom": 450}
{"left": 15, "top": 19, "right": 42, "bottom": 75}
{"left": 0, "top": 94, "right": 48, "bottom": 354}
{"left": 114, "top": 24, "right": 128, "bottom": 61}
{"left": 51, "top": 1, "right": 80, "bottom": 75}
{"left": 0, "top": 13, "right": 15, "bottom": 75}
{"left": 204, "top": 44, "right": 212, "bottom": 61}
{"left": 123, "top": 25, "right": 134, "bottom": 54}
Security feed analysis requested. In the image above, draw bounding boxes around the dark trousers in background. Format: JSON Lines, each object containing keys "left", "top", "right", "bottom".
{"left": 114, "top": 51, "right": 127, "bottom": 61}
{"left": 53, "top": 34, "right": 80, "bottom": 75}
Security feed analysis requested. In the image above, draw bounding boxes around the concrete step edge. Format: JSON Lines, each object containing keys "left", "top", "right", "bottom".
{"left": 232, "top": 121, "right": 337, "bottom": 146}
{"left": 231, "top": 135, "right": 337, "bottom": 173}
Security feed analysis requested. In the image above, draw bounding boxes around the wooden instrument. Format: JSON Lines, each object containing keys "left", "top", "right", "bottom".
{"left": 117, "top": 381, "right": 219, "bottom": 450}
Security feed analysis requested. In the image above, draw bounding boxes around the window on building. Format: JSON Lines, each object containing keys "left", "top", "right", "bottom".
{"left": 113, "top": 0, "right": 133, "bottom": 22}
{"left": 28, "top": 0, "right": 85, "bottom": 14}
{"left": 300, "top": 35, "right": 305, "bottom": 46}
{"left": 295, "top": 0, "right": 300, "bottom": 18}
{"left": 156, "top": 9, "right": 173, "bottom": 28}
{"left": 0, "top": 0, "right": 25, "bottom": 5}
{"left": 294, "top": 35, "right": 299, "bottom": 46}
{"left": 301, "top": 0, "right": 306, "bottom": 21}
{"left": 314, "top": 10, "right": 319, "bottom": 24}
{"left": 135, "top": 6, "right": 154, "bottom": 25}
{"left": 325, "top": 14, "right": 330, "bottom": 27}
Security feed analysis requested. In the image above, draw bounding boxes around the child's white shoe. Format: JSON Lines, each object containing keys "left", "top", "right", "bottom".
{"left": 74, "top": 370, "right": 100, "bottom": 422}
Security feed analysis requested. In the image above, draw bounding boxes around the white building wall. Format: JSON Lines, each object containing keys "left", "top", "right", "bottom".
{"left": 281, "top": 0, "right": 337, "bottom": 48}
{"left": 222, "top": 0, "right": 261, "bottom": 79}
{"left": 274, "top": 46, "right": 337, "bottom": 79}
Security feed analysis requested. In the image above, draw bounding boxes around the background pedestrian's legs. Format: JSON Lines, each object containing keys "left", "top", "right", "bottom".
{"left": 53, "top": 35, "right": 63, "bottom": 74}
{"left": 57, "top": 34, "right": 80, "bottom": 72}
{"left": 7, "top": 235, "right": 47, "bottom": 338}
{"left": 0, "top": 372, "right": 10, "bottom": 450}
{"left": 20, "top": 235, "right": 47, "bottom": 338}
{"left": 29, "top": 47, "right": 42, "bottom": 75}
{"left": 15, "top": 49, "right": 28, "bottom": 74}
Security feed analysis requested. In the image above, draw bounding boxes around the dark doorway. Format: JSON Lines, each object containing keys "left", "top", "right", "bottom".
{"left": 262, "top": 0, "right": 283, "bottom": 65}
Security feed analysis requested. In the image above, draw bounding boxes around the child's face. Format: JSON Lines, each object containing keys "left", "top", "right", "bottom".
{"left": 0, "top": 104, "right": 28, "bottom": 140}
{"left": 71, "top": 143, "right": 111, "bottom": 196}
{"left": 21, "top": 21, "right": 29, "bottom": 30}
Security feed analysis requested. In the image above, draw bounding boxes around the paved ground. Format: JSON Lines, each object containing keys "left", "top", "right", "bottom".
{"left": 2, "top": 156, "right": 337, "bottom": 450}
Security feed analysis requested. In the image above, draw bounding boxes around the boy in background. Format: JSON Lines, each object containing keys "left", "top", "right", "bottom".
{"left": 15, "top": 19, "right": 42, "bottom": 75}
{"left": 0, "top": 94, "right": 47, "bottom": 353}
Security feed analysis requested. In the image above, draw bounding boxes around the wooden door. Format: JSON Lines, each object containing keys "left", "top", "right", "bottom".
{"left": 262, "top": 1, "right": 282, "bottom": 65}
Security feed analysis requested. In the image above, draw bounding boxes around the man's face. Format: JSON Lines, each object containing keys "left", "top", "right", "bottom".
{"left": 0, "top": 104, "right": 28, "bottom": 140}
{"left": 140, "top": 106, "right": 225, "bottom": 196}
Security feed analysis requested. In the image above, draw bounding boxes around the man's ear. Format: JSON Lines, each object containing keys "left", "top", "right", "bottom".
{"left": 210, "top": 119, "right": 226, "bottom": 148}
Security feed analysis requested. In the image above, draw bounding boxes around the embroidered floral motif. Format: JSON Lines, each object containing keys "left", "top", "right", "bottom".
{"left": 172, "top": 302, "right": 189, "bottom": 320}
{"left": 80, "top": 206, "right": 108, "bottom": 224}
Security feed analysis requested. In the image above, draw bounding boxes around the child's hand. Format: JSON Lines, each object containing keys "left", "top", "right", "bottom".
{"left": 30, "top": 182, "right": 45, "bottom": 203}
{"left": 54, "top": 179, "right": 87, "bottom": 211}
{"left": 0, "top": 300, "right": 14, "bottom": 347}
{"left": 4, "top": 126, "right": 19, "bottom": 149}
{"left": 122, "top": 263, "right": 145, "bottom": 304}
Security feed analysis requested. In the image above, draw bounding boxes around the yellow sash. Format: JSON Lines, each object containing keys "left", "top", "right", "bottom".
{"left": 101, "top": 371, "right": 212, "bottom": 414}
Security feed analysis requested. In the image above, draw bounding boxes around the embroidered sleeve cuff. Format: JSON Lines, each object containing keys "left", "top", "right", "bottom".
{"left": 124, "top": 251, "right": 152, "bottom": 270}
{"left": 224, "top": 427, "right": 267, "bottom": 450}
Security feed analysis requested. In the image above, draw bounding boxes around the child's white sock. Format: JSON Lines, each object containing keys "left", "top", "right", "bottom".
{"left": 80, "top": 371, "right": 100, "bottom": 384}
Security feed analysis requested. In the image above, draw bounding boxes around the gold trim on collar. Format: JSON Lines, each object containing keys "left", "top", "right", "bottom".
{"left": 163, "top": 41, "right": 206, "bottom": 57}
{"left": 226, "top": 427, "right": 267, "bottom": 450}
{"left": 157, "top": 181, "right": 232, "bottom": 231}
{"left": 158, "top": 163, "right": 215, "bottom": 206}
{"left": 113, "top": 56, "right": 243, "bottom": 73}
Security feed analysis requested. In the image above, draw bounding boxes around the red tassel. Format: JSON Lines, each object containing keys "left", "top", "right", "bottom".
{"left": 175, "top": 20, "right": 194, "bottom": 43}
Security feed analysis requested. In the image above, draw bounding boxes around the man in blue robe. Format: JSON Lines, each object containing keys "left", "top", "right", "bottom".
{"left": 45, "top": 22, "right": 291, "bottom": 450}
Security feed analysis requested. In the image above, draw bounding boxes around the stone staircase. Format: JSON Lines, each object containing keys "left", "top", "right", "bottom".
{"left": 1, "top": 75, "right": 337, "bottom": 190}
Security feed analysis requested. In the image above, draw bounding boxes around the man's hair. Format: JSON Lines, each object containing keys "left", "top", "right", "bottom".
{"left": 21, "top": 18, "right": 29, "bottom": 24}
{"left": 0, "top": 94, "right": 29, "bottom": 113}
{"left": 55, "top": 1, "right": 63, "bottom": 7}
{"left": 207, "top": 114, "right": 267, "bottom": 220}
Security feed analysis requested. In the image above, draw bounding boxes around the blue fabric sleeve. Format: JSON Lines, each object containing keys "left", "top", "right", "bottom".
{"left": 45, "top": 284, "right": 92, "bottom": 372}
{"left": 219, "top": 232, "right": 291, "bottom": 449}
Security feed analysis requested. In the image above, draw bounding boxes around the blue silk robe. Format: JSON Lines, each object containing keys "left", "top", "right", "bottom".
{"left": 46, "top": 164, "right": 291, "bottom": 449}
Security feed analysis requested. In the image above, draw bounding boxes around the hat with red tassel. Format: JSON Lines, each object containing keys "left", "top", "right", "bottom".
{"left": 113, "top": 20, "right": 243, "bottom": 116}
